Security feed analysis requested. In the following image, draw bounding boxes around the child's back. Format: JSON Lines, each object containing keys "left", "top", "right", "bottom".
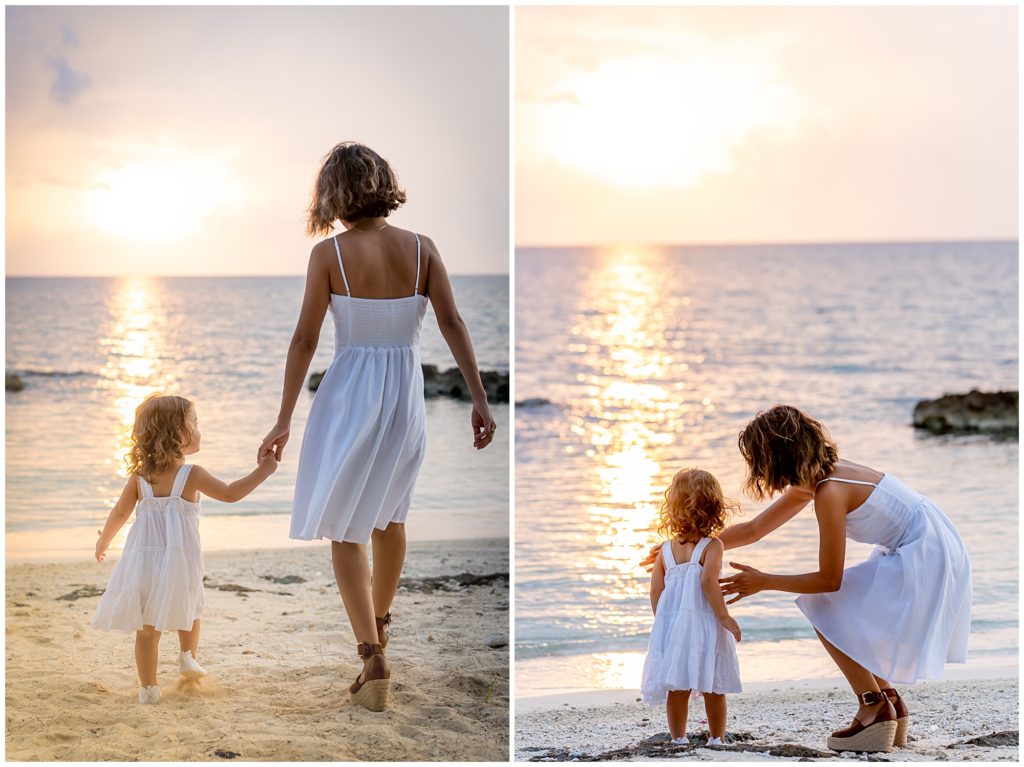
{"left": 93, "top": 464, "right": 204, "bottom": 633}
{"left": 641, "top": 536, "right": 742, "bottom": 704}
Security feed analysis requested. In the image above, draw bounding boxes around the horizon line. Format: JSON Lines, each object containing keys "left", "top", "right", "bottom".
{"left": 4, "top": 271, "right": 510, "bottom": 279}
{"left": 515, "top": 236, "right": 1019, "bottom": 250}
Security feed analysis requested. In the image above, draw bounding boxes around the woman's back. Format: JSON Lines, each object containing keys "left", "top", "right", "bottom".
{"left": 328, "top": 226, "right": 427, "bottom": 299}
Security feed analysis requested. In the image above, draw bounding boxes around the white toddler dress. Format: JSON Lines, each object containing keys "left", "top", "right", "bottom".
{"left": 93, "top": 465, "right": 204, "bottom": 633}
{"left": 641, "top": 537, "right": 742, "bottom": 704}
{"left": 796, "top": 474, "right": 972, "bottom": 684}
{"left": 290, "top": 233, "right": 428, "bottom": 544}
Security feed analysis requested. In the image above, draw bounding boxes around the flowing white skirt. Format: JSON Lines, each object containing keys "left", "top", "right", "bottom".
{"left": 291, "top": 345, "right": 427, "bottom": 544}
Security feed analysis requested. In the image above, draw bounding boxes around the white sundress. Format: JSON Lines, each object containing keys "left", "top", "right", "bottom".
{"left": 92, "top": 464, "right": 204, "bottom": 633}
{"left": 796, "top": 474, "right": 972, "bottom": 684}
{"left": 641, "top": 537, "right": 742, "bottom": 704}
{"left": 290, "top": 233, "right": 428, "bottom": 545}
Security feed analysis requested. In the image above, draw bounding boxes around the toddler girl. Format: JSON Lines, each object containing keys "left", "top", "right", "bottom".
{"left": 640, "top": 468, "right": 742, "bottom": 745}
{"left": 92, "top": 394, "right": 278, "bottom": 703}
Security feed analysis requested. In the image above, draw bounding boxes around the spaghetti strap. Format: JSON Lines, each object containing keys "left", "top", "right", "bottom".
{"left": 413, "top": 233, "right": 422, "bottom": 295}
{"left": 170, "top": 465, "right": 192, "bottom": 498}
{"left": 332, "top": 235, "right": 351, "bottom": 296}
{"left": 137, "top": 475, "right": 154, "bottom": 499}
{"left": 690, "top": 537, "right": 712, "bottom": 564}
{"left": 817, "top": 476, "right": 879, "bottom": 488}
{"left": 661, "top": 541, "right": 676, "bottom": 568}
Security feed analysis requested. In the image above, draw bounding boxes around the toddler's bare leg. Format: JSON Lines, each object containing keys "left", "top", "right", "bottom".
{"left": 704, "top": 692, "right": 728, "bottom": 739}
{"left": 135, "top": 625, "right": 161, "bottom": 686}
{"left": 666, "top": 690, "right": 691, "bottom": 740}
{"left": 178, "top": 619, "right": 200, "bottom": 656}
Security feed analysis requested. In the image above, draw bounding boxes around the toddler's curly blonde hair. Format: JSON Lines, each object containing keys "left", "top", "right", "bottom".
{"left": 125, "top": 394, "right": 196, "bottom": 480}
{"left": 657, "top": 468, "right": 738, "bottom": 542}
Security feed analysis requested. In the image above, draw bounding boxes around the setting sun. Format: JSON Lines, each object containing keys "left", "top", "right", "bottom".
{"left": 85, "top": 153, "right": 242, "bottom": 244}
{"left": 534, "top": 51, "right": 803, "bottom": 189}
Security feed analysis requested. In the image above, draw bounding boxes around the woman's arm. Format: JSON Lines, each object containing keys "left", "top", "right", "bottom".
{"left": 718, "top": 486, "right": 814, "bottom": 550}
{"left": 700, "top": 539, "right": 741, "bottom": 641}
{"left": 423, "top": 238, "right": 496, "bottom": 449}
{"left": 260, "top": 246, "right": 331, "bottom": 460}
{"left": 95, "top": 476, "right": 140, "bottom": 562}
{"left": 649, "top": 552, "right": 665, "bottom": 615}
{"left": 720, "top": 485, "right": 847, "bottom": 603}
{"left": 189, "top": 454, "right": 278, "bottom": 504}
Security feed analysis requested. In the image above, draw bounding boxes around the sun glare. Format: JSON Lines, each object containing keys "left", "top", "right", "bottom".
{"left": 86, "top": 153, "right": 241, "bottom": 244}
{"left": 537, "top": 49, "right": 803, "bottom": 189}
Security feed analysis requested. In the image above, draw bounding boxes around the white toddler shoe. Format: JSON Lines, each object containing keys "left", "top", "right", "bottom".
{"left": 706, "top": 736, "right": 724, "bottom": 746}
{"left": 671, "top": 736, "right": 690, "bottom": 745}
{"left": 179, "top": 651, "right": 208, "bottom": 680}
{"left": 138, "top": 685, "right": 161, "bottom": 704}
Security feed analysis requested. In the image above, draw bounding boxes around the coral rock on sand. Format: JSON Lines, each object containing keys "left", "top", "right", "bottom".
{"left": 6, "top": 373, "right": 25, "bottom": 391}
{"left": 912, "top": 390, "right": 1018, "bottom": 435}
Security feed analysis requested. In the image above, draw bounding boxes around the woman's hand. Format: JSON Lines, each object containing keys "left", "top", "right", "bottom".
{"left": 259, "top": 421, "right": 290, "bottom": 462}
{"left": 719, "top": 562, "right": 768, "bottom": 605}
{"left": 639, "top": 542, "right": 662, "bottom": 572}
{"left": 472, "top": 402, "right": 496, "bottom": 450}
{"left": 95, "top": 531, "right": 108, "bottom": 563}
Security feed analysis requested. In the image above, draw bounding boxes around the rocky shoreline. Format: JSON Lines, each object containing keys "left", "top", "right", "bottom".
{"left": 913, "top": 390, "right": 1018, "bottom": 435}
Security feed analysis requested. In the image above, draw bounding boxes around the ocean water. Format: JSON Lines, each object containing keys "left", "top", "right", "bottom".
{"left": 6, "top": 275, "right": 508, "bottom": 559}
{"left": 515, "top": 241, "right": 1018, "bottom": 694}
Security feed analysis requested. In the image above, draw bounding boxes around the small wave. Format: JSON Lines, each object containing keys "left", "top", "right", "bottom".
{"left": 18, "top": 369, "right": 94, "bottom": 378}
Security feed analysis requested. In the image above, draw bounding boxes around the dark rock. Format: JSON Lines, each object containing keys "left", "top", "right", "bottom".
{"left": 948, "top": 731, "right": 1018, "bottom": 748}
{"left": 56, "top": 586, "right": 104, "bottom": 601}
{"left": 308, "top": 365, "right": 509, "bottom": 403}
{"left": 485, "top": 633, "right": 508, "bottom": 649}
{"left": 398, "top": 572, "right": 508, "bottom": 593}
{"left": 529, "top": 733, "right": 831, "bottom": 762}
{"left": 260, "top": 575, "right": 307, "bottom": 585}
{"left": 213, "top": 750, "right": 240, "bottom": 759}
{"left": 6, "top": 374, "right": 24, "bottom": 392}
{"left": 913, "top": 390, "right": 1018, "bottom": 435}
{"left": 516, "top": 397, "right": 553, "bottom": 408}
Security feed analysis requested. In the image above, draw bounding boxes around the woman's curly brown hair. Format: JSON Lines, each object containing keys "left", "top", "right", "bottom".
{"left": 306, "top": 142, "right": 407, "bottom": 236}
{"left": 125, "top": 394, "right": 197, "bottom": 480}
{"left": 658, "top": 468, "right": 739, "bottom": 542}
{"left": 738, "top": 405, "right": 839, "bottom": 500}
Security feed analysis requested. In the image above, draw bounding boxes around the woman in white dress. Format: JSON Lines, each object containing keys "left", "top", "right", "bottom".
{"left": 260, "top": 142, "right": 497, "bottom": 711}
{"left": 718, "top": 405, "right": 971, "bottom": 753}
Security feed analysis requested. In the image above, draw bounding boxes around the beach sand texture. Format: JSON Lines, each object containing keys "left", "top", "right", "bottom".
{"left": 516, "top": 680, "right": 1019, "bottom": 762}
{"left": 6, "top": 538, "right": 509, "bottom": 761}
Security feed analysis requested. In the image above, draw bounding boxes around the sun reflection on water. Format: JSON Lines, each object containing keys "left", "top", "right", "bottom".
{"left": 568, "top": 248, "right": 697, "bottom": 627}
{"left": 99, "top": 278, "right": 174, "bottom": 548}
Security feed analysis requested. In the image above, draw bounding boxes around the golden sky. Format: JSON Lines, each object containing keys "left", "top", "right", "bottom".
{"left": 517, "top": 6, "right": 1017, "bottom": 246}
{"left": 7, "top": 6, "right": 509, "bottom": 276}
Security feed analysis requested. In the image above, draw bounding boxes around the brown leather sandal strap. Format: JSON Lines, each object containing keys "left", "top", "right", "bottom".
{"left": 858, "top": 690, "right": 887, "bottom": 706}
{"left": 357, "top": 642, "right": 384, "bottom": 659}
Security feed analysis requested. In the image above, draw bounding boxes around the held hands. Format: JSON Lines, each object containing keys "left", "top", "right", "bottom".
{"left": 259, "top": 422, "right": 290, "bottom": 462}
{"left": 720, "top": 615, "right": 742, "bottom": 643}
{"left": 472, "top": 402, "right": 497, "bottom": 450}
{"left": 257, "top": 448, "right": 280, "bottom": 474}
{"left": 719, "top": 562, "right": 767, "bottom": 605}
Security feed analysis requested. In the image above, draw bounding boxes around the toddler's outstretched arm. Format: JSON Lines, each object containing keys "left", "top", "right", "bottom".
{"left": 95, "top": 477, "right": 140, "bottom": 562}
{"left": 189, "top": 452, "right": 279, "bottom": 503}
{"left": 700, "top": 538, "right": 741, "bottom": 642}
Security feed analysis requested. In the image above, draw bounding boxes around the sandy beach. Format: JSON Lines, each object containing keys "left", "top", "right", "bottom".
{"left": 5, "top": 537, "right": 508, "bottom": 761}
{"left": 516, "top": 677, "right": 1019, "bottom": 762}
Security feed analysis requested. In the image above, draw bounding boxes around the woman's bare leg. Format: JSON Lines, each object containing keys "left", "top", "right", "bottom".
{"left": 666, "top": 690, "right": 690, "bottom": 740}
{"left": 135, "top": 625, "right": 161, "bottom": 686}
{"left": 370, "top": 522, "right": 406, "bottom": 636}
{"left": 332, "top": 541, "right": 390, "bottom": 680}
{"left": 815, "top": 630, "right": 891, "bottom": 723}
{"left": 704, "top": 692, "right": 727, "bottom": 739}
{"left": 177, "top": 619, "right": 200, "bottom": 656}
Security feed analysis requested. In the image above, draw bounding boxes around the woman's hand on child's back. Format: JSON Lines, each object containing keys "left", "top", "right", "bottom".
{"left": 721, "top": 615, "right": 741, "bottom": 643}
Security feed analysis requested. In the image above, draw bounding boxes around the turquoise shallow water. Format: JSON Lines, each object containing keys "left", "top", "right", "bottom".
{"left": 6, "top": 275, "right": 508, "bottom": 554}
{"left": 514, "top": 241, "right": 1018, "bottom": 691}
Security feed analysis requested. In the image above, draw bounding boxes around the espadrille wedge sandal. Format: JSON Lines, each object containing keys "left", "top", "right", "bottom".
{"left": 376, "top": 612, "right": 391, "bottom": 651}
{"left": 826, "top": 691, "right": 898, "bottom": 753}
{"left": 349, "top": 642, "right": 391, "bottom": 712}
{"left": 881, "top": 688, "right": 910, "bottom": 747}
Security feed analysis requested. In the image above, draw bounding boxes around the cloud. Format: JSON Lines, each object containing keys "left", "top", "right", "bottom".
{"left": 47, "top": 53, "right": 91, "bottom": 105}
{"left": 60, "top": 24, "right": 80, "bottom": 49}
